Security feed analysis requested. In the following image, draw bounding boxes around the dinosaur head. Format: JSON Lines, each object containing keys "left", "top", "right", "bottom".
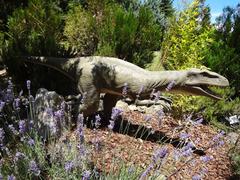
{"left": 175, "top": 69, "right": 229, "bottom": 100}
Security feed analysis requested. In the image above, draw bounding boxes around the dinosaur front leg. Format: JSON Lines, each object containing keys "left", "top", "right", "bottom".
{"left": 103, "top": 93, "right": 120, "bottom": 124}
{"left": 78, "top": 88, "right": 100, "bottom": 117}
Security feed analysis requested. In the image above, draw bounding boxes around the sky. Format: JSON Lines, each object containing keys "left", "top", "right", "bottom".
{"left": 173, "top": 0, "right": 240, "bottom": 23}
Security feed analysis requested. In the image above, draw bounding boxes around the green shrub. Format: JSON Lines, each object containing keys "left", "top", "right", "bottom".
{"left": 150, "top": 1, "right": 238, "bottom": 130}
{"left": 169, "top": 87, "right": 240, "bottom": 130}
{"left": 96, "top": 4, "right": 163, "bottom": 67}
{"left": 63, "top": 3, "right": 96, "bottom": 56}
{"left": 5, "top": 0, "right": 63, "bottom": 56}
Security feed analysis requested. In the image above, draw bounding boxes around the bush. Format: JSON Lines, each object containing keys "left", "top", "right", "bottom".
{"left": 169, "top": 87, "right": 240, "bottom": 131}
{"left": 62, "top": 3, "right": 96, "bottom": 56}
{"left": 5, "top": 0, "right": 63, "bottom": 56}
{"left": 96, "top": 4, "right": 163, "bottom": 67}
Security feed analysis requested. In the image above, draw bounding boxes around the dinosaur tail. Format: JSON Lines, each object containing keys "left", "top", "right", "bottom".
{"left": 23, "top": 56, "right": 76, "bottom": 81}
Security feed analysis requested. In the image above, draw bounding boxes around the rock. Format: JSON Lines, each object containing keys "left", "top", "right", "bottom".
{"left": 34, "top": 88, "right": 70, "bottom": 140}
{"left": 115, "top": 99, "right": 171, "bottom": 114}
{"left": 226, "top": 132, "right": 240, "bottom": 145}
{"left": 115, "top": 100, "right": 130, "bottom": 112}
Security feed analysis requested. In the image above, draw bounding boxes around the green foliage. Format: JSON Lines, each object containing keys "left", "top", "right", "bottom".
{"left": 161, "top": 0, "right": 213, "bottom": 70}
{"left": 5, "top": 0, "right": 63, "bottom": 56}
{"left": 63, "top": 3, "right": 96, "bottom": 56}
{"left": 169, "top": 87, "right": 240, "bottom": 131}
{"left": 204, "top": 40, "right": 240, "bottom": 95}
{"left": 156, "top": 0, "right": 214, "bottom": 119}
{"left": 0, "top": 31, "right": 3, "bottom": 62}
{"left": 144, "top": 0, "right": 173, "bottom": 27}
{"left": 96, "top": 4, "right": 163, "bottom": 67}
{"left": 204, "top": 4, "right": 240, "bottom": 95}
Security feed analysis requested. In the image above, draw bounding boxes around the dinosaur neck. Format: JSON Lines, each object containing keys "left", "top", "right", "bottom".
{"left": 24, "top": 56, "right": 78, "bottom": 82}
{"left": 146, "top": 70, "right": 186, "bottom": 92}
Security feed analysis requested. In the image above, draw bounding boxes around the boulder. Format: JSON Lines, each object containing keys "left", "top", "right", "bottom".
{"left": 34, "top": 88, "right": 70, "bottom": 140}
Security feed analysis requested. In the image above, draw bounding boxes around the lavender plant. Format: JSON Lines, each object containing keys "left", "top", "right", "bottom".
{"left": 0, "top": 78, "right": 230, "bottom": 179}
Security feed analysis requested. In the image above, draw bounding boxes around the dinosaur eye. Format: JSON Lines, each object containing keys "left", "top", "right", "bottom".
{"left": 200, "top": 72, "right": 219, "bottom": 78}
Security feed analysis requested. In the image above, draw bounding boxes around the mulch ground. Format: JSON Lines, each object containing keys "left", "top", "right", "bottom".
{"left": 65, "top": 110, "right": 234, "bottom": 180}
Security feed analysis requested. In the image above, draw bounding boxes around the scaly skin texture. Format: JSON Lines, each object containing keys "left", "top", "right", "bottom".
{"left": 24, "top": 56, "right": 229, "bottom": 117}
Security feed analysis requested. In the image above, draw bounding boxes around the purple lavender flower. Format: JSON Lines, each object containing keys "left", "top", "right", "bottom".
{"left": 77, "top": 144, "right": 86, "bottom": 156}
{"left": 180, "top": 132, "right": 190, "bottom": 140}
{"left": 5, "top": 80, "right": 14, "bottom": 103}
{"left": 26, "top": 80, "right": 31, "bottom": 90}
{"left": 95, "top": 114, "right": 101, "bottom": 128}
{"left": 0, "top": 128, "right": 5, "bottom": 143}
{"left": 158, "top": 147, "right": 169, "bottom": 158}
{"left": 0, "top": 101, "right": 5, "bottom": 112}
{"left": 61, "top": 101, "right": 65, "bottom": 110}
{"left": 77, "top": 114, "right": 84, "bottom": 144}
{"left": 7, "top": 174, "right": 16, "bottom": 180}
{"left": 173, "top": 150, "right": 181, "bottom": 161}
{"left": 156, "top": 109, "right": 164, "bottom": 126}
{"left": 143, "top": 114, "right": 152, "bottom": 122}
{"left": 200, "top": 155, "right": 213, "bottom": 163}
{"left": 0, "top": 173, "right": 3, "bottom": 180}
{"left": 108, "top": 120, "right": 115, "bottom": 130}
{"left": 29, "top": 120, "right": 34, "bottom": 130}
{"left": 111, "top": 107, "right": 123, "bottom": 120}
{"left": 80, "top": 92, "right": 87, "bottom": 104}
{"left": 153, "top": 147, "right": 168, "bottom": 163}
{"left": 212, "top": 131, "right": 225, "bottom": 148}
{"left": 0, "top": 128, "right": 5, "bottom": 150}
{"left": 166, "top": 80, "right": 176, "bottom": 91}
{"left": 54, "top": 110, "right": 64, "bottom": 120}
{"left": 8, "top": 124, "right": 18, "bottom": 135}
{"left": 192, "top": 174, "right": 201, "bottom": 180}
{"left": 64, "top": 161, "right": 74, "bottom": 172}
{"left": 18, "top": 120, "right": 26, "bottom": 134}
{"left": 212, "top": 131, "right": 225, "bottom": 141}
{"left": 14, "top": 152, "right": 25, "bottom": 162}
{"left": 28, "top": 160, "right": 40, "bottom": 176}
{"left": 139, "top": 164, "right": 153, "bottom": 180}
{"left": 78, "top": 113, "right": 84, "bottom": 125}
{"left": 28, "top": 138, "right": 35, "bottom": 146}
{"left": 122, "top": 83, "right": 128, "bottom": 97}
{"left": 82, "top": 170, "right": 91, "bottom": 180}
{"left": 128, "top": 165, "right": 135, "bottom": 174}
{"left": 13, "top": 98, "right": 20, "bottom": 110}
{"left": 200, "top": 167, "right": 208, "bottom": 175}
{"left": 181, "top": 142, "right": 194, "bottom": 157}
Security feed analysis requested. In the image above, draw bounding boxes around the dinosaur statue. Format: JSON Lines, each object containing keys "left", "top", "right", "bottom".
{"left": 22, "top": 56, "right": 229, "bottom": 117}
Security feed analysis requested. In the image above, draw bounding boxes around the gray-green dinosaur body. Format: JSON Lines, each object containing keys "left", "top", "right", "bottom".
{"left": 24, "top": 56, "right": 229, "bottom": 116}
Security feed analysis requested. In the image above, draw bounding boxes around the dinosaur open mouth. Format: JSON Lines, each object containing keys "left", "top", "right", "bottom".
{"left": 192, "top": 85, "right": 223, "bottom": 100}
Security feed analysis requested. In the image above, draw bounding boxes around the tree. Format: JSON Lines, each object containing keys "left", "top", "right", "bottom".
{"left": 96, "top": 4, "right": 163, "bottom": 67}
{"left": 161, "top": 0, "right": 213, "bottom": 70}
{"left": 205, "top": 3, "right": 240, "bottom": 96}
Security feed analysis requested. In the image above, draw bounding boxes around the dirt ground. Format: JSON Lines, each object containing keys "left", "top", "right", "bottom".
{"left": 67, "top": 110, "right": 234, "bottom": 180}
